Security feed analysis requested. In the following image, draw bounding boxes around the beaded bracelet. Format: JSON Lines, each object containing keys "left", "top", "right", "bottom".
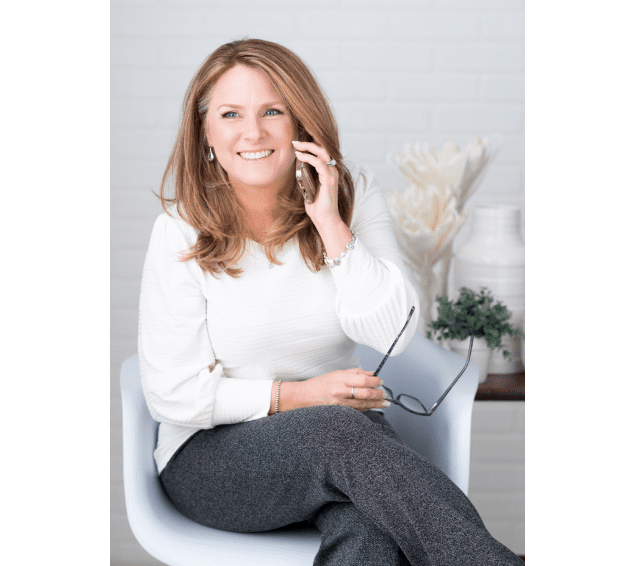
{"left": 323, "top": 229, "right": 357, "bottom": 268}
{"left": 274, "top": 379, "right": 282, "bottom": 414}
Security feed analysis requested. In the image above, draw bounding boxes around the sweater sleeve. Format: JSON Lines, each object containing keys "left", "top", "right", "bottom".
{"left": 138, "top": 213, "right": 273, "bottom": 428}
{"left": 328, "top": 168, "right": 420, "bottom": 355}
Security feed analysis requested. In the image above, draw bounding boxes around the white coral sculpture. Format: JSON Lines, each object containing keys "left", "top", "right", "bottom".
{"left": 386, "top": 135, "right": 503, "bottom": 332}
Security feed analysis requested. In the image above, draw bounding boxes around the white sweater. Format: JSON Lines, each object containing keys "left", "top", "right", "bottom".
{"left": 138, "top": 168, "right": 420, "bottom": 473}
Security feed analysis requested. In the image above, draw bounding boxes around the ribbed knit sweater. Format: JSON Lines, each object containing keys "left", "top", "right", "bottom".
{"left": 138, "top": 168, "right": 420, "bottom": 473}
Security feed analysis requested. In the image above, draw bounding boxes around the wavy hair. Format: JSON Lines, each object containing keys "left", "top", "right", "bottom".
{"left": 159, "top": 38, "right": 355, "bottom": 277}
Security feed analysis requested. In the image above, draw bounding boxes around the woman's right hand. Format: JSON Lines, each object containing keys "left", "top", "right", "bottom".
{"left": 270, "top": 369, "right": 390, "bottom": 415}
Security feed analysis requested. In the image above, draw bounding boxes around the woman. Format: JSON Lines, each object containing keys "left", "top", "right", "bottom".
{"left": 139, "top": 38, "right": 523, "bottom": 565}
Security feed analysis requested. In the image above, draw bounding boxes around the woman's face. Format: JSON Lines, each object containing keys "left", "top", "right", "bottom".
{"left": 204, "top": 64, "right": 298, "bottom": 195}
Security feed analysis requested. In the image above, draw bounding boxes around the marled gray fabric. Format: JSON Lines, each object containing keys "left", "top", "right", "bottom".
{"left": 160, "top": 405, "right": 523, "bottom": 565}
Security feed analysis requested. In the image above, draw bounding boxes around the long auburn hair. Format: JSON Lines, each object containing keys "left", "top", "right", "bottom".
{"left": 159, "top": 38, "right": 355, "bottom": 277}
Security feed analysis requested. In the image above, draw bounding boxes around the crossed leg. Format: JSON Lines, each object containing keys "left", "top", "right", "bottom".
{"left": 160, "top": 405, "right": 522, "bottom": 566}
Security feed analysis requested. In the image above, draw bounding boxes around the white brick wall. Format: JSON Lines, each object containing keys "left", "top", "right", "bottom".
{"left": 111, "top": 1, "right": 524, "bottom": 563}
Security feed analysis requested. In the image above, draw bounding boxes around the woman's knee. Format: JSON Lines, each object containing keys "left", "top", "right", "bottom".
{"left": 290, "top": 405, "right": 377, "bottom": 453}
{"left": 298, "top": 405, "right": 372, "bottom": 433}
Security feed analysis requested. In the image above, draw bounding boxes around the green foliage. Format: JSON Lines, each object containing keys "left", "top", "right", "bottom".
{"left": 426, "top": 287, "right": 524, "bottom": 358}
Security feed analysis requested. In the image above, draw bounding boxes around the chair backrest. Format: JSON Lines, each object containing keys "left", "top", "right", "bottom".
{"left": 119, "top": 332, "right": 479, "bottom": 565}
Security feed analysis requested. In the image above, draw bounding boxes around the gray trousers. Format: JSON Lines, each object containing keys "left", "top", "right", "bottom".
{"left": 160, "top": 405, "right": 523, "bottom": 566}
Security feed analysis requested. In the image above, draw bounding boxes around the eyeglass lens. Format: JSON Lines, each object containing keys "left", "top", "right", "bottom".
{"left": 397, "top": 394, "right": 425, "bottom": 413}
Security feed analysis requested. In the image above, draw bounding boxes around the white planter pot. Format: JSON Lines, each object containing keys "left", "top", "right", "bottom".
{"left": 448, "top": 337, "right": 492, "bottom": 384}
{"left": 454, "top": 205, "right": 525, "bottom": 373}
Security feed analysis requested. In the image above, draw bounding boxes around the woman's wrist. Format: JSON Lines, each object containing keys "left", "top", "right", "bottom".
{"left": 268, "top": 380, "right": 281, "bottom": 416}
{"left": 268, "top": 380, "right": 307, "bottom": 415}
{"left": 315, "top": 218, "right": 353, "bottom": 262}
{"left": 312, "top": 212, "right": 344, "bottom": 232}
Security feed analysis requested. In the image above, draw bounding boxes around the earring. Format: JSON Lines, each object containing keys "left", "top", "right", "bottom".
{"left": 208, "top": 147, "right": 214, "bottom": 161}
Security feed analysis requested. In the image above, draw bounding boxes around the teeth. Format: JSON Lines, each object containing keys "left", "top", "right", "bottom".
{"left": 239, "top": 150, "right": 273, "bottom": 160}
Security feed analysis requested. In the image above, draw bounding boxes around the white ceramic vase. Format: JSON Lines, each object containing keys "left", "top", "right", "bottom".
{"left": 448, "top": 337, "right": 492, "bottom": 384}
{"left": 453, "top": 205, "right": 525, "bottom": 374}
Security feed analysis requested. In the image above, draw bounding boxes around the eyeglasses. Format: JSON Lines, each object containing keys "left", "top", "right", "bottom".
{"left": 373, "top": 306, "right": 474, "bottom": 416}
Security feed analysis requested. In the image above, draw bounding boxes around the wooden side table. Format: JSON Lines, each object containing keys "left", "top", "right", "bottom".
{"left": 476, "top": 372, "right": 525, "bottom": 401}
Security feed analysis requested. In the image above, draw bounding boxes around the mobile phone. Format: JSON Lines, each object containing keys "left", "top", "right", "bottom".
{"left": 295, "top": 129, "right": 319, "bottom": 204}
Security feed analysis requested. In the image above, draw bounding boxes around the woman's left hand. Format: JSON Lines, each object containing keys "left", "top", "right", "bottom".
{"left": 292, "top": 140, "right": 340, "bottom": 228}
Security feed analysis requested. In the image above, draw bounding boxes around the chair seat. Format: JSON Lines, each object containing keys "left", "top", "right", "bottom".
{"left": 120, "top": 332, "right": 479, "bottom": 566}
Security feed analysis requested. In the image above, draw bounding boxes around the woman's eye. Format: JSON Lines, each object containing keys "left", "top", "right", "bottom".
{"left": 264, "top": 109, "right": 282, "bottom": 116}
{"left": 222, "top": 111, "right": 238, "bottom": 118}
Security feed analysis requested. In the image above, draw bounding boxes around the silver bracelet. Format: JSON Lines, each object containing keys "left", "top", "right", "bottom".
{"left": 323, "top": 229, "right": 356, "bottom": 268}
{"left": 274, "top": 379, "right": 282, "bottom": 414}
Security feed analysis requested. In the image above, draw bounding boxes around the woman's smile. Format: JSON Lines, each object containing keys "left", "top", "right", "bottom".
{"left": 238, "top": 149, "right": 275, "bottom": 160}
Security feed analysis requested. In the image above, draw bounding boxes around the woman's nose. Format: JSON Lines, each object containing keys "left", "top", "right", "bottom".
{"left": 243, "top": 115, "right": 265, "bottom": 141}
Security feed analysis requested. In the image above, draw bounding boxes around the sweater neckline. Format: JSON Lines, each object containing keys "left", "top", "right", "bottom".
{"left": 246, "top": 236, "right": 297, "bottom": 267}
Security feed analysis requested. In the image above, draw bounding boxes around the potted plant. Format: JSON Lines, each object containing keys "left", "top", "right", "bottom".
{"left": 426, "top": 287, "right": 524, "bottom": 383}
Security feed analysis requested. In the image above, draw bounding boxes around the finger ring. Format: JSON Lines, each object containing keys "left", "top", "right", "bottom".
{"left": 351, "top": 387, "right": 355, "bottom": 399}
{"left": 326, "top": 158, "right": 336, "bottom": 167}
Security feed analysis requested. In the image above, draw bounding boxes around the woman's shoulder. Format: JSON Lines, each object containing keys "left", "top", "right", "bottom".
{"left": 350, "top": 165, "right": 378, "bottom": 199}
{"left": 152, "top": 205, "right": 199, "bottom": 248}
{"left": 349, "top": 165, "right": 384, "bottom": 225}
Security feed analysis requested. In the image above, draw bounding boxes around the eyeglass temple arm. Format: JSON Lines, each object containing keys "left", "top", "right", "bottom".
{"left": 373, "top": 306, "right": 416, "bottom": 377}
{"left": 425, "top": 336, "right": 474, "bottom": 415}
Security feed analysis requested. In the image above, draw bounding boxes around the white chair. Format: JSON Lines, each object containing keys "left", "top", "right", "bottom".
{"left": 120, "top": 332, "right": 479, "bottom": 566}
